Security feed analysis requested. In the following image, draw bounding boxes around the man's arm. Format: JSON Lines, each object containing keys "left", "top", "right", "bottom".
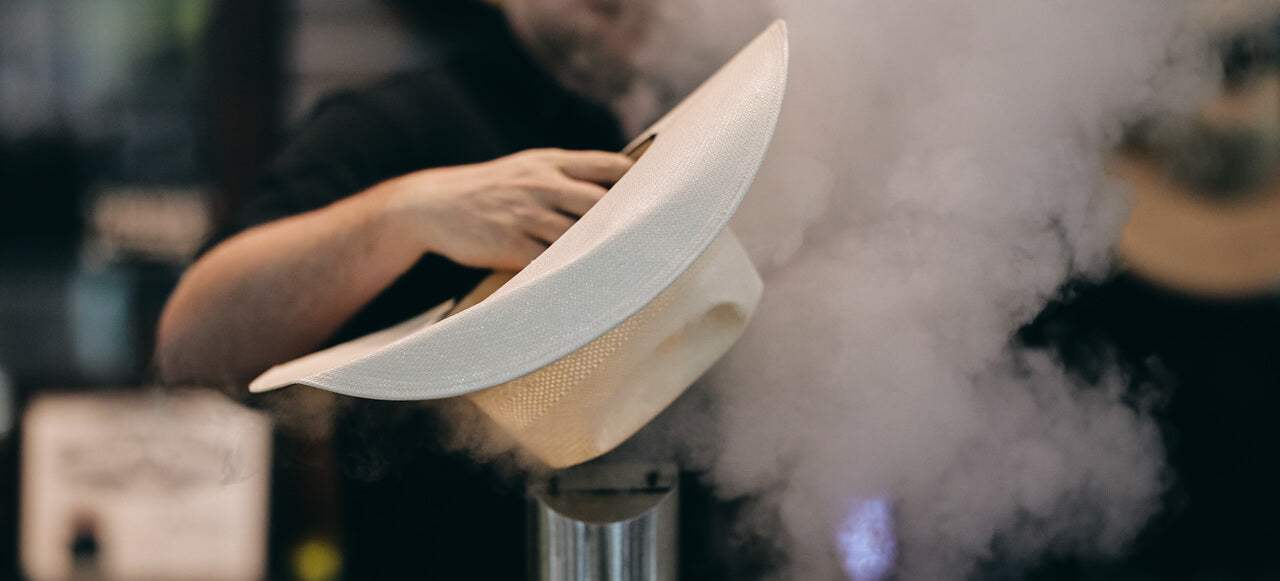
{"left": 156, "top": 148, "right": 632, "bottom": 386}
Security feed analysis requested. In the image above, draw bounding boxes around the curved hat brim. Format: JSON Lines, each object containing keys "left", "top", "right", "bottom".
{"left": 250, "top": 21, "right": 789, "bottom": 400}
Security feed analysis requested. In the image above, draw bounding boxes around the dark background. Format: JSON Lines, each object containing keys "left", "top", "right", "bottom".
{"left": 0, "top": 2, "right": 1278, "bottom": 580}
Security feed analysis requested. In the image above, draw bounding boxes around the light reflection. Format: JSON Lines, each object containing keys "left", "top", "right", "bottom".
{"left": 838, "top": 497, "right": 896, "bottom": 581}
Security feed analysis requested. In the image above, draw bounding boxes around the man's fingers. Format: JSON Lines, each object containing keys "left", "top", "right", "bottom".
{"left": 523, "top": 209, "right": 576, "bottom": 245}
{"left": 540, "top": 178, "right": 609, "bottom": 217}
{"left": 550, "top": 150, "right": 634, "bottom": 184}
{"left": 501, "top": 236, "right": 548, "bottom": 270}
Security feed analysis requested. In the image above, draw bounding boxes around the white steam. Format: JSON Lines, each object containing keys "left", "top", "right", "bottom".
{"left": 617, "top": 1, "right": 1271, "bottom": 579}
{"left": 466, "top": 0, "right": 1280, "bottom": 577}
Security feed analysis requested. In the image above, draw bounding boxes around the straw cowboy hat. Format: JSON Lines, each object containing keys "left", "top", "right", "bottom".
{"left": 250, "top": 21, "right": 789, "bottom": 468}
{"left": 1115, "top": 68, "right": 1280, "bottom": 297}
{"left": 1115, "top": 157, "right": 1280, "bottom": 297}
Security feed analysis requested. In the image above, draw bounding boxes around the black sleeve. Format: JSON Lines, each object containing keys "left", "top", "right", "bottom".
{"left": 203, "top": 77, "right": 493, "bottom": 344}
{"left": 220, "top": 68, "right": 508, "bottom": 237}
{"left": 236, "top": 90, "right": 424, "bottom": 232}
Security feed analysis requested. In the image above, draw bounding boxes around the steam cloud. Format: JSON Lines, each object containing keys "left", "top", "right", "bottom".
{"left": 612, "top": 1, "right": 1275, "bottom": 579}
{"left": 436, "top": 0, "right": 1280, "bottom": 578}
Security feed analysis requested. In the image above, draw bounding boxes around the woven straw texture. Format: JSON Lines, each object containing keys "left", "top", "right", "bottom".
{"left": 466, "top": 231, "right": 760, "bottom": 467}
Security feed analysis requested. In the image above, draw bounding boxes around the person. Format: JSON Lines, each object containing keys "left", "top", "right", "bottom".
{"left": 156, "top": 1, "right": 641, "bottom": 385}
{"left": 155, "top": 1, "right": 649, "bottom": 577}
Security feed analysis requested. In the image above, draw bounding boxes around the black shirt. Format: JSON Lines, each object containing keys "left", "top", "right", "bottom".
{"left": 212, "top": 5, "right": 624, "bottom": 578}
{"left": 1020, "top": 275, "right": 1280, "bottom": 580}
{"left": 229, "top": 9, "right": 624, "bottom": 344}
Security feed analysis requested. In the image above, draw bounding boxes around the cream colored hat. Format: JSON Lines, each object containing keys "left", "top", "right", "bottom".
{"left": 1115, "top": 68, "right": 1280, "bottom": 297}
{"left": 250, "top": 21, "right": 789, "bottom": 468}
{"left": 1115, "top": 157, "right": 1280, "bottom": 297}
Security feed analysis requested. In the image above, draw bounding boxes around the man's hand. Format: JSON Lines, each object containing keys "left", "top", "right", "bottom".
{"left": 374, "top": 148, "right": 633, "bottom": 271}
{"left": 156, "top": 148, "right": 631, "bottom": 385}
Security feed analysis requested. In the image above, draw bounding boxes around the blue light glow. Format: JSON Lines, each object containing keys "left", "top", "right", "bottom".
{"left": 837, "top": 497, "right": 896, "bottom": 580}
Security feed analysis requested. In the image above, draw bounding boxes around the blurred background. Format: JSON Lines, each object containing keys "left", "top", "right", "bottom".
{"left": 0, "top": 1, "right": 435, "bottom": 578}
{"left": 0, "top": 0, "right": 431, "bottom": 388}
{"left": 0, "top": 1, "right": 1277, "bottom": 580}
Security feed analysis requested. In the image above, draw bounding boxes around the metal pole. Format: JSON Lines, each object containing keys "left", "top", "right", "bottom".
{"left": 530, "top": 462, "right": 679, "bottom": 581}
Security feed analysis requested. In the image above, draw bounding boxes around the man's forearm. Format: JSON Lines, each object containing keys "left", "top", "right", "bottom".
{"left": 156, "top": 185, "right": 423, "bottom": 385}
{"left": 156, "top": 149, "right": 631, "bottom": 387}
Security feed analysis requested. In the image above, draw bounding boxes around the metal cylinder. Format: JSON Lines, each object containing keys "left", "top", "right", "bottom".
{"left": 530, "top": 462, "right": 679, "bottom": 581}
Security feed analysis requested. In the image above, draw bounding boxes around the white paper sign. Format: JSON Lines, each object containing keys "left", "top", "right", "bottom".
{"left": 21, "top": 389, "right": 271, "bottom": 580}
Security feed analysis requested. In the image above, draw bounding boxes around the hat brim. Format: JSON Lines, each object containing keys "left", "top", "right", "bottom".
{"left": 250, "top": 20, "right": 789, "bottom": 400}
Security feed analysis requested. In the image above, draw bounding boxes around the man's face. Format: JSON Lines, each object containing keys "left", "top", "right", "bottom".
{"left": 501, "top": 0, "right": 654, "bottom": 104}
